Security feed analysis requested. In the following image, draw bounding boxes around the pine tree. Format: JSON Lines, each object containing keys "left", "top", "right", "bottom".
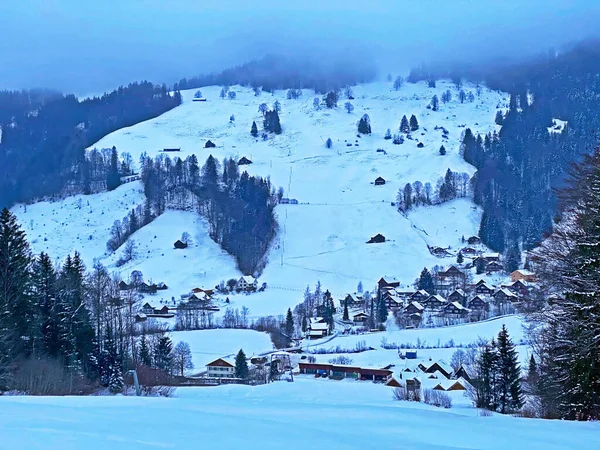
{"left": 139, "top": 334, "right": 152, "bottom": 366}
{"left": 325, "top": 138, "right": 332, "bottom": 149}
{"left": 357, "top": 114, "right": 371, "bottom": 134}
{"left": 431, "top": 95, "right": 439, "bottom": 111}
{"left": 496, "top": 326, "right": 523, "bottom": 413}
{"left": 235, "top": 349, "right": 249, "bottom": 379}
{"left": 495, "top": 110, "right": 504, "bottom": 125}
{"left": 400, "top": 115, "right": 410, "bottom": 133}
{"left": 457, "top": 251, "right": 464, "bottom": 264}
{"left": 376, "top": 297, "right": 388, "bottom": 325}
{"left": 154, "top": 335, "right": 173, "bottom": 374}
{"left": 417, "top": 268, "right": 435, "bottom": 294}
{"left": 439, "top": 145, "right": 446, "bottom": 155}
{"left": 250, "top": 121, "right": 258, "bottom": 137}
{"left": 301, "top": 315, "right": 307, "bottom": 333}
{"left": 0, "top": 208, "right": 33, "bottom": 359}
{"left": 285, "top": 308, "right": 294, "bottom": 337}
{"left": 527, "top": 355, "right": 538, "bottom": 393}
{"left": 409, "top": 114, "right": 419, "bottom": 131}
{"left": 384, "top": 128, "right": 392, "bottom": 140}
{"left": 343, "top": 301, "right": 349, "bottom": 321}
{"left": 31, "top": 252, "right": 58, "bottom": 356}
{"left": 504, "top": 243, "right": 521, "bottom": 273}
{"left": 106, "top": 146, "right": 121, "bottom": 191}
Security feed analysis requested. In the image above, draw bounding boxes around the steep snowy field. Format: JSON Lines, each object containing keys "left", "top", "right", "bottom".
{"left": 0, "top": 381, "right": 597, "bottom": 450}
{"left": 13, "top": 80, "right": 508, "bottom": 317}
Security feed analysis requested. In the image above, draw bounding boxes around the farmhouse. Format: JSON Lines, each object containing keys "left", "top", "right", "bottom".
{"left": 430, "top": 246, "right": 451, "bottom": 257}
{"left": 474, "top": 281, "right": 495, "bottom": 295}
{"left": 118, "top": 280, "right": 133, "bottom": 291}
{"left": 374, "top": 176, "right": 386, "bottom": 185}
{"left": 461, "top": 247, "right": 477, "bottom": 255}
{"left": 238, "top": 156, "right": 252, "bottom": 165}
{"left": 404, "top": 301, "right": 424, "bottom": 315}
{"left": 308, "top": 317, "right": 328, "bottom": 339}
{"left": 467, "top": 236, "right": 481, "bottom": 245}
{"left": 236, "top": 276, "right": 258, "bottom": 292}
{"left": 367, "top": 234, "right": 386, "bottom": 244}
{"left": 343, "top": 293, "right": 362, "bottom": 308}
{"left": 352, "top": 312, "right": 370, "bottom": 324}
{"left": 494, "top": 288, "right": 518, "bottom": 303}
{"left": 423, "top": 294, "right": 447, "bottom": 310}
{"left": 486, "top": 261, "right": 504, "bottom": 273}
{"left": 442, "top": 301, "right": 470, "bottom": 318}
{"left": 206, "top": 358, "right": 235, "bottom": 378}
{"left": 419, "top": 360, "right": 453, "bottom": 379}
{"left": 468, "top": 295, "right": 489, "bottom": 311}
{"left": 447, "top": 289, "right": 467, "bottom": 305}
{"left": 378, "top": 277, "right": 400, "bottom": 289}
{"left": 187, "top": 292, "right": 211, "bottom": 304}
{"left": 409, "top": 290, "right": 429, "bottom": 302}
{"left": 504, "top": 280, "right": 530, "bottom": 297}
{"left": 383, "top": 293, "right": 403, "bottom": 309}
{"left": 510, "top": 269, "right": 537, "bottom": 283}
{"left": 437, "top": 266, "right": 466, "bottom": 290}
{"left": 174, "top": 239, "right": 188, "bottom": 249}
{"left": 141, "top": 302, "right": 155, "bottom": 315}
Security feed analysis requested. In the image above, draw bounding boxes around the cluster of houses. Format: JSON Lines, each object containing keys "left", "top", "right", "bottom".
{"left": 389, "top": 359, "right": 471, "bottom": 392}
{"left": 119, "top": 280, "right": 168, "bottom": 296}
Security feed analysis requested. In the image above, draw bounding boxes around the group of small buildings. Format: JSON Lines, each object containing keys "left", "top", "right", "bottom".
{"left": 390, "top": 359, "right": 471, "bottom": 392}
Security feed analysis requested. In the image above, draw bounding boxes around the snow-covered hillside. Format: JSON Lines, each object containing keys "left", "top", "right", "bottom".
{"left": 1, "top": 381, "right": 597, "bottom": 449}
{"left": 13, "top": 80, "right": 508, "bottom": 317}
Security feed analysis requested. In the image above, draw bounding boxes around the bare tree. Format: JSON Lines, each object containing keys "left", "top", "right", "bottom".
{"left": 181, "top": 231, "right": 192, "bottom": 246}
{"left": 172, "top": 341, "right": 194, "bottom": 376}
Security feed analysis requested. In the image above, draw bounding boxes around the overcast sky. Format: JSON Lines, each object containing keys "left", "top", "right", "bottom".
{"left": 1, "top": 1, "right": 599, "bottom": 95}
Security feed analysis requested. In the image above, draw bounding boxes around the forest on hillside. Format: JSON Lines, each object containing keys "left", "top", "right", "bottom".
{"left": 0, "top": 83, "right": 181, "bottom": 208}
{"left": 409, "top": 40, "right": 600, "bottom": 257}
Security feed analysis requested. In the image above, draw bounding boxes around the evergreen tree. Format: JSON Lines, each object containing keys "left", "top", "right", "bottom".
{"left": 326, "top": 138, "right": 333, "bottom": 149}
{"left": 154, "top": 335, "right": 173, "bottom": 374}
{"left": 431, "top": 95, "right": 439, "bottom": 111}
{"left": 458, "top": 89, "right": 467, "bottom": 103}
{"left": 357, "top": 281, "right": 363, "bottom": 293}
{"left": 343, "top": 301, "right": 349, "bottom": 321}
{"left": 285, "top": 308, "right": 294, "bottom": 337}
{"left": 106, "top": 146, "right": 121, "bottom": 191}
{"left": 403, "top": 183, "right": 413, "bottom": 210}
{"left": 250, "top": 121, "right": 258, "bottom": 137}
{"left": 357, "top": 114, "right": 371, "bottom": 134}
{"left": 496, "top": 325, "right": 523, "bottom": 413}
{"left": 527, "top": 355, "right": 539, "bottom": 394}
{"left": 439, "top": 145, "right": 446, "bottom": 155}
{"left": 0, "top": 208, "right": 33, "bottom": 359}
{"left": 504, "top": 243, "right": 521, "bottom": 273}
{"left": 235, "top": 349, "right": 249, "bottom": 379}
{"left": 139, "top": 334, "right": 152, "bottom": 366}
{"left": 457, "top": 251, "right": 464, "bottom": 264}
{"left": 476, "top": 256, "right": 486, "bottom": 274}
{"left": 301, "top": 315, "right": 307, "bottom": 333}
{"left": 393, "top": 75, "right": 404, "bottom": 91}
{"left": 31, "top": 252, "right": 58, "bottom": 357}
{"left": 417, "top": 268, "right": 435, "bottom": 293}
{"left": 376, "top": 297, "right": 388, "bottom": 325}
{"left": 400, "top": 115, "right": 410, "bottom": 133}
{"left": 409, "top": 114, "right": 419, "bottom": 131}
{"left": 495, "top": 110, "right": 504, "bottom": 125}
{"left": 384, "top": 128, "right": 392, "bottom": 140}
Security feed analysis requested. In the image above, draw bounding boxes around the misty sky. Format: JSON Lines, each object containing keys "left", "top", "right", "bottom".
{"left": 1, "top": 1, "right": 599, "bottom": 95}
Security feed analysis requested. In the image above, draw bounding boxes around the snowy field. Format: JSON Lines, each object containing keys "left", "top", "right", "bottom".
{"left": 0, "top": 381, "right": 597, "bottom": 450}
{"left": 13, "top": 79, "right": 508, "bottom": 317}
{"left": 170, "top": 328, "right": 273, "bottom": 372}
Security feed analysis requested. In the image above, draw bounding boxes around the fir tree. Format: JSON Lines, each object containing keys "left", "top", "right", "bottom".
{"left": 495, "top": 110, "right": 504, "bottom": 125}
{"left": 457, "top": 251, "right": 464, "bottom": 264}
{"left": 417, "top": 268, "right": 435, "bottom": 293}
{"left": 250, "top": 121, "right": 258, "bottom": 137}
{"left": 384, "top": 128, "right": 392, "bottom": 140}
{"left": 357, "top": 114, "right": 371, "bottom": 134}
{"left": 376, "top": 297, "right": 388, "bottom": 325}
{"left": 496, "top": 325, "right": 523, "bottom": 413}
{"left": 0, "top": 208, "right": 33, "bottom": 359}
{"left": 139, "top": 334, "right": 152, "bottom": 366}
{"left": 285, "top": 308, "right": 294, "bottom": 337}
{"left": 154, "top": 335, "right": 173, "bottom": 374}
{"left": 439, "top": 145, "right": 446, "bottom": 155}
{"left": 235, "top": 349, "right": 249, "bottom": 379}
{"left": 326, "top": 138, "right": 333, "bottom": 149}
{"left": 301, "top": 315, "right": 307, "bottom": 333}
{"left": 409, "top": 114, "right": 419, "bottom": 131}
{"left": 106, "top": 146, "right": 121, "bottom": 191}
{"left": 400, "top": 115, "right": 410, "bottom": 133}
{"left": 431, "top": 95, "right": 439, "bottom": 111}
{"left": 527, "top": 355, "right": 538, "bottom": 394}
{"left": 343, "top": 301, "right": 349, "bottom": 321}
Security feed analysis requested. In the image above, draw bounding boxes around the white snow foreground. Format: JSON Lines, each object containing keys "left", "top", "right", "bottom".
{"left": 0, "top": 381, "right": 597, "bottom": 449}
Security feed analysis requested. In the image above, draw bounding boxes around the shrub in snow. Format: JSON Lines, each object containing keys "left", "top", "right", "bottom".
{"left": 328, "top": 355, "right": 354, "bottom": 365}
{"left": 423, "top": 389, "right": 452, "bottom": 408}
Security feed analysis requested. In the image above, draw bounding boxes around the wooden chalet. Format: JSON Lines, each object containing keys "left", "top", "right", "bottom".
{"left": 134, "top": 313, "right": 147, "bottom": 322}
{"left": 308, "top": 317, "right": 328, "bottom": 339}
{"left": 438, "top": 266, "right": 466, "bottom": 281}
{"left": 504, "top": 280, "right": 529, "bottom": 297}
{"left": 467, "top": 236, "right": 481, "bottom": 245}
{"left": 374, "top": 176, "right": 386, "bottom": 186}
{"left": 385, "top": 377, "right": 402, "bottom": 387}
{"left": 468, "top": 295, "right": 489, "bottom": 311}
{"left": 433, "top": 379, "right": 468, "bottom": 391}
{"left": 406, "top": 377, "right": 422, "bottom": 393}
{"left": 409, "top": 290, "right": 430, "bottom": 303}
{"left": 343, "top": 293, "right": 363, "bottom": 308}
{"left": 367, "top": 233, "right": 386, "bottom": 244}
{"left": 475, "top": 252, "right": 500, "bottom": 263}
{"left": 437, "top": 266, "right": 466, "bottom": 290}
{"left": 174, "top": 239, "right": 188, "bottom": 249}
{"left": 455, "top": 365, "right": 472, "bottom": 382}
{"left": 419, "top": 361, "right": 453, "bottom": 379}
{"left": 494, "top": 288, "right": 518, "bottom": 303}
{"left": 447, "top": 289, "right": 467, "bottom": 305}
{"left": 138, "top": 282, "right": 157, "bottom": 294}
{"left": 384, "top": 294, "right": 403, "bottom": 309}
{"left": 192, "top": 287, "right": 214, "bottom": 296}
{"left": 510, "top": 269, "right": 537, "bottom": 283}
{"left": 442, "top": 301, "right": 470, "bottom": 318}
{"left": 353, "top": 312, "right": 370, "bottom": 324}
{"left": 474, "top": 281, "right": 495, "bottom": 295}
{"left": 141, "top": 302, "right": 155, "bottom": 315}
{"left": 486, "top": 261, "right": 504, "bottom": 273}
{"left": 461, "top": 247, "right": 477, "bottom": 255}
{"left": 238, "top": 156, "right": 252, "bottom": 165}
{"left": 118, "top": 280, "right": 133, "bottom": 291}
{"left": 430, "top": 246, "right": 451, "bottom": 257}
{"left": 404, "top": 301, "right": 424, "bottom": 315}
{"left": 378, "top": 277, "right": 400, "bottom": 289}
{"left": 423, "top": 294, "right": 447, "bottom": 310}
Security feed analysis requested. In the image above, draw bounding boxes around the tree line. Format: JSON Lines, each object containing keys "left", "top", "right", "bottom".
{"left": 0, "top": 83, "right": 181, "bottom": 208}
{"left": 396, "top": 168, "right": 471, "bottom": 212}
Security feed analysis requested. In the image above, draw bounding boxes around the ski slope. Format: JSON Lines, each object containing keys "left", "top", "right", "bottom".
{"left": 0, "top": 381, "right": 596, "bottom": 450}
{"left": 13, "top": 80, "right": 508, "bottom": 317}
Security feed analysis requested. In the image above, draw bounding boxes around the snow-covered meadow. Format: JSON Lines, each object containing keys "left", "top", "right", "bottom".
{"left": 0, "top": 381, "right": 597, "bottom": 450}
{"left": 12, "top": 80, "right": 508, "bottom": 318}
